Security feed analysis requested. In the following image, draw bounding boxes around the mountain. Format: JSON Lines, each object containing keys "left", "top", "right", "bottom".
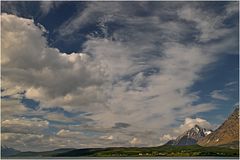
{"left": 1, "top": 145, "right": 20, "bottom": 157}
{"left": 197, "top": 108, "right": 239, "bottom": 149}
{"left": 166, "top": 125, "right": 212, "bottom": 146}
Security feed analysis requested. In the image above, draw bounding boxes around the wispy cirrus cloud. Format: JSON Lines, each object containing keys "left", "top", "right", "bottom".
{"left": 210, "top": 90, "right": 229, "bottom": 101}
{"left": 40, "top": 1, "right": 63, "bottom": 15}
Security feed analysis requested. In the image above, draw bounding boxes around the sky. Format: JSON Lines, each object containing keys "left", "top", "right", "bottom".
{"left": 1, "top": 1, "right": 239, "bottom": 151}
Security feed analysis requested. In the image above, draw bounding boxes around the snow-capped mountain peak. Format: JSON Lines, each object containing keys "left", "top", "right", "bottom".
{"left": 165, "top": 125, "right": 212, "bottom": 146}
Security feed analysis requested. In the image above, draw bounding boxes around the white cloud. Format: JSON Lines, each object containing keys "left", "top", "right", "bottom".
{"left": 225, "top": 81, "right": 237, "bottom": 87}
{"left": 1, "top": 13, "right": 108, "bottom": 112}
{"left": 56, "top": 129, "right": 83, "bottom": 138}
{"left": 2, "top": 118, "right": 49, "bottom": 127}
{"left": 210, "top": 90, "right": 229, "bottom": 101}
{"left": 158, "top": 117, "right": 212, "bottom": 144}
{"left": 159, "top": 134, "right": 176, "bottom": 142}
{"left": 86, "top": 41, "right": 216, "bottom": 131}
{"left": 130, "top": 137, "right": 142, "bottom": 146}
{"left": 175, "top": 117, "right": 211, "bottom": 134}
{"left": 2, "top": 118, "right": 49, "bottom": 135}
{"left": 177, "top": 5, "right": 233, "bottom": 42}
{"left": 100, "top": 135, "right": 114, "bottom": 140}
{"left": 58, "top": 2, "right": 122, "bottom": 36}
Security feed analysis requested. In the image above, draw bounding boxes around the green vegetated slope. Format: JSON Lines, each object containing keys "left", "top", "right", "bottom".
{"left": 55, "top": 145, "right": 239, "bottom": 157}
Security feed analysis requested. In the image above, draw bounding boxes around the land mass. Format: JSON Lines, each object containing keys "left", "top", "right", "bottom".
{"left": 11, "top": 145, "right": 239, "bottom": 157}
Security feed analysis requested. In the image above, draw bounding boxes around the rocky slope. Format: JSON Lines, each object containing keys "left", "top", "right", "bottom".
{"left": 197, "top": 108, "right": 239, "bottom": 149}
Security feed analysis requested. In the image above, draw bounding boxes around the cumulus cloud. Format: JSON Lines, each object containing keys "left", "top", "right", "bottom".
{"left": 210, "top": 90, "right": 229, "bottom": 101}
{"left": 175, "top": 117, "right": 211, "bottom": 134}
{"left": 130, "top": 137, "right": 142, "bottom": 146}
{"left": 159, "top": 134, "right": 176, "bottom": 142}
{"left": 1, "top": 13, "right": 108, "bottom": 112}
{"left": 158, "top": 117, "right": 212, "bottom": 144}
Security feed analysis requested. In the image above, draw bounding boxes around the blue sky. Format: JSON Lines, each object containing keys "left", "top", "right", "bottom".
{"left": 1, "top": 1, "right": 239, "bottom": 151}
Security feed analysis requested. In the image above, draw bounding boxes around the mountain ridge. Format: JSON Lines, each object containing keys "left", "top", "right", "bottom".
{"left": 197, "top": 107, "right": 239, "bottom": 149}
{"left": 165, "top": 125, "right": 212, "bottom": 146}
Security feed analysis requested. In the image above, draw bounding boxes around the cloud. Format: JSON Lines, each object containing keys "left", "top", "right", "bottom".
{"left": 225, "top": 1, "right": 239, "bottom": 16}
{"left": 58, "top": 2, "right": 122, "bottom": 36}
{"left": 1, "top": 99, "right": 28, "bottom": 120}
{"left": 2, "top": 118, "right": 49, "bottom": 135}
{"left": 130, "top": 137, "right": 142, "bottom": 146}
{"left": 44, "top": 112, "right": 74, "bottom": 123}
{"left": 40, "top": 1, "right": 63, "bottom": 15}
{"left": 210, "top": 90, "right": 229, "bottom": 101}
{"left": 112, "top": 122, "right": 131, "bottom": 129}
{"left": 177, "top": 3, "right": 234, "bottom": 43}
{"left": 159, "top": 134, "right": 176, "bottom": 142}
{"left": 225, "top": 81, "right": 237, "bottom": 87}
{"left": 175, "top": 117, "right": 211, "bottom": 134}
{"left": 56, "top": 129, "right": 83, "bottom": 138}
{"left": 40, "top": 2, "right": 54, "bottom": 15}
{"left": 158, "top": 117, "right": 212, "bottom": 144}
{"left": 100, "top": 135, "right": 114, "bottom": 140}
{"left": 2, "top": 118, "right": 48, "bottom": 127}
{"left": 1, "top": 1, "right": 238, "bottom": 151}
{"left": 1, "top": 13, "right": 107, "bottom": 112}
{"left": 2, "top": 133, "right": 44, "bottom": 151}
